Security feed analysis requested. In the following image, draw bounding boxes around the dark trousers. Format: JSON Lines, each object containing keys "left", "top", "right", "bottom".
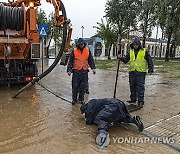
{"left": 85, "top": 73, "right": 89, "bottom": 92}
{"left": 129, "top": 71, "right": 146, "bottom": 105}
{"left": 72, "top": 71, "right": 88, "bottom": 101}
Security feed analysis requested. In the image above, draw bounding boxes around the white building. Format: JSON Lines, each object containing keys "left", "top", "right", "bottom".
{"left": 87, "top": 36, "right": 180, "bottom": 59}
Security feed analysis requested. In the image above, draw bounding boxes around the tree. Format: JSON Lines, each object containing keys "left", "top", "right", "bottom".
{"left": 36, "top": 10, "right": 64, "bottom": 58}
{"left": 46, "top": 12, "right": 55, "bottom": 57}
{"left": 156, "top": 0, "right": 180, "bottom": 61}
{"left": 36, "top": 8, "right": 48, "bottom": 57}
{"left": 138, "top": 0, "right": 157, "bottom": 47}
{"left": 96, "top": 19, "right": 118, "bottom": 59}
{"left": 170, "top": 3, "right": 180, "bottom": 58}
{"left": 36, "top": 8, "right": 47, "bottom": 25}
{"left": 105, "top": 0, "right": 141, "bottom": 54}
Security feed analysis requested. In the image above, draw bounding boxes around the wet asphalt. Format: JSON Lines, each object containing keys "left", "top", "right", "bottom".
{"left": 0, "top": 59, "right": 179, "bottom": 153}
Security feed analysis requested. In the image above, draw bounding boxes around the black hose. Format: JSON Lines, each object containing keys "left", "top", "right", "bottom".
{"left": 38, "top": 0, "right": 67, "bottom": 80}
{"left": 0, "top": 4, "right": 23, "bottom": 31}
{"left": 37, "top": 81, "right": 71, "bottom": 103}
{"left": 12, "top": 0, "right": 68, "bottom": 98}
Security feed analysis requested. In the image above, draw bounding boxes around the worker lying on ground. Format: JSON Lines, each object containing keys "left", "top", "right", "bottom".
{"left": 80, "top": 98, "right": 144, "bottom": 148}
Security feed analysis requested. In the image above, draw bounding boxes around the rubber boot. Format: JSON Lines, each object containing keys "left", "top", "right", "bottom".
{"left": 132, "top": 116, "right": 144, "bottom": 132}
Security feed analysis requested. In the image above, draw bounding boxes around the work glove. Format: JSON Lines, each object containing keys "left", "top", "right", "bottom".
{"left": 96, "top": 129, "right": 110, "bottom": 148}
{"left": 92, "top": 69, "right": 96, "bottom": 74}
{"left": 67, "top": 71, "right": 71, "bottom": 76}
{"left": 117, "top": 54, "right": 122, "bottom": 59}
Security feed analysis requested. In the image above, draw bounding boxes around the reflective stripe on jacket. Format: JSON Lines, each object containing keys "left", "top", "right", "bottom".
{"left": 129, "top": 48, "right": 147, "bottom": 72}
{"left": 73, "top": 47, "right": 89, "bottom": 70}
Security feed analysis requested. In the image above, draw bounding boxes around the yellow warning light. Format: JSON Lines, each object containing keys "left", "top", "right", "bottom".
{"left": 29, "top": 1, "right": 34, "bottom": 8}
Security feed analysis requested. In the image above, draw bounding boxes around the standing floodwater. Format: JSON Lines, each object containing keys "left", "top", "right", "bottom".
{"left": 0, "top": 60, "right": 179, "bottom": 153}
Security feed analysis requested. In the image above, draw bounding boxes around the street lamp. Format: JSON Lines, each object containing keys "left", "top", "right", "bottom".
{"left": 81, "top": 26, "right": 84, "bottom": 38}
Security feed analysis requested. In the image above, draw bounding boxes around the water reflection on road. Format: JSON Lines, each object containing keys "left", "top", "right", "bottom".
{"left": 0, "top": 59, "right": 179, "bottom": 153}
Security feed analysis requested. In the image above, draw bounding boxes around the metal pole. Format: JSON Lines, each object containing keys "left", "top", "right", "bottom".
{"left": 113, "top": 58, "right": 121, "bottom": 98}
{"left": 42, "top": 37, "right": 44, "bottom": 73}
{"left": 113, "top": 34, "right": 121, "bottom": 98}
{"left": 81, "top": 26, "right": 84, "bottom": 38}
{"left": 155, "top": 26, "right": 159, "bottom": 58}
{"left": 159, "top": 32, "right": 163, "bottom": 58}
{"left": 55, "top": 38, "right": 57, "bottom": 58}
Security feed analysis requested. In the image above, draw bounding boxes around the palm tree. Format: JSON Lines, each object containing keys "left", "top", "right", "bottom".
{"left": 95, "top": 19, "right": 118, "bottom": 59}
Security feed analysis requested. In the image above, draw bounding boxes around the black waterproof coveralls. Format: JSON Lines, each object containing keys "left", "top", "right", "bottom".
{"left": 67, "top": 39, "right": 96, "bottom": 102}
{"left": 80, "top": 98, "right": 144, "bottom": 147}
{"left": 81, "top": 98, "right": 133, "bottom": 129}
{"left": 119, "top": 37, "right": 154, "bottom": 106}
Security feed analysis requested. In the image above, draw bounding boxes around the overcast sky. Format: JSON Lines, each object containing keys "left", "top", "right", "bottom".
{"left": 39, "top": 0, "right": 161, "bottom": 39}
{"left": 2, "top": 0, "right": 161, "bottom": 39}
{"left": 40, "top": 0, "right": 107, "bottom": 39}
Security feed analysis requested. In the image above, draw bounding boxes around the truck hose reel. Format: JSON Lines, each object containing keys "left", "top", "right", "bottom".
{"left": 0, "top": 4, "right": 23, "bottom": 31}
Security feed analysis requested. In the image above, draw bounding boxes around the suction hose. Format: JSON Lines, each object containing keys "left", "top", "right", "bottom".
{"left": 12, "top": 0, "right": 67, "bottom": 98}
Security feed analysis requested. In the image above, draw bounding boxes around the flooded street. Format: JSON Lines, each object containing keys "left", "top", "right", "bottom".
{"left": 0, "top": 59, "right": 179, "bottom": 154}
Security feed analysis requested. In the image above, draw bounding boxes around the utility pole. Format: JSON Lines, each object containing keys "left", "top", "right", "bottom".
{"left": 81, "top": 26, "right": 84, "bottom": 38}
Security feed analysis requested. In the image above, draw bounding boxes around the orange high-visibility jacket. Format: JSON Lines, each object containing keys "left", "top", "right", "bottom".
{"left": 73, "top": 47, "right": 89, "bottom": 70}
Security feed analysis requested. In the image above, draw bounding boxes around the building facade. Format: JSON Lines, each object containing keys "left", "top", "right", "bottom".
{"left": 74, "top": 36, "right": 180, "bottom": 59}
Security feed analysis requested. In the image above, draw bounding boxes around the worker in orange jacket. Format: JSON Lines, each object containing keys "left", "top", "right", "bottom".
{"left": 67, "top": 38, "right": 96, "bottom": 105}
